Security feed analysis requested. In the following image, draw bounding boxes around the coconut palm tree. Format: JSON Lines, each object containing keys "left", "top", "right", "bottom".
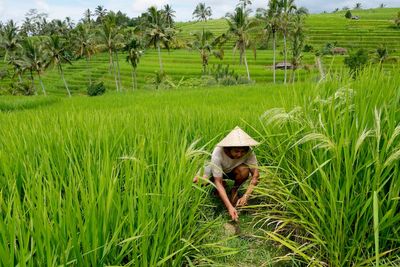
{"left": 125, "top": 37, "right": 143, "bottom": 90}
{"left": 0, "top": 20, "right": 21, "bottom": 62}
{"left": 97, "top": 15, "right": 124, "bottom": 91}
{"left": 395, "top": 11, "right": 400, "bottom": 28}
{"left": 45, "top": 35, "right": 73, "bottom": 97}
{"left": 20, "top": 38, "right": 48, "bottom": 95}
{"left": 238, "top": 0, "right": 252, "bottom": 9}
{"left": 95, "top": 5, "right": 108, "bottom": 23}
{"left": 162, "top": 4, "right": 176, "bottom": 27}
{"left": 290, "top": 14, "right": 305, "bottom": 82}
{"left": 278, "top": 0, "right": 297, "bottom": 84}
{"left": 82, "top": 9, "right": 93, "bottom": 24}
{"left": 264, "top": 0, "right": 281, "bottom": 83}
{"left": 189, "top": 29, "right": 224, "bottom": 74}
{"left": 73, "top": 23, "right": 96, "bottom": 85}
{"left": 192, "top": 3, "right": 212, "bottom": 22}
{"left": 226, "top": 6, "right": 258, "bottom": 81}
{"left": 354, "top": 3, "right": 362, "bottom": 9}
{"left": 143, "top": 6, "right": 176, "bottom": 72}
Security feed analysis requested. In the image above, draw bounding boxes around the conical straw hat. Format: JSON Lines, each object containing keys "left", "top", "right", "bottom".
{"left": 217, "top": 126, "right": 259, "bottom": 147}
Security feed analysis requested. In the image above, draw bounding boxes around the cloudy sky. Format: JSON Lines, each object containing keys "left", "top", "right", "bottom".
{"left": 0, "top": 0, "right": 399, "bottom": 24}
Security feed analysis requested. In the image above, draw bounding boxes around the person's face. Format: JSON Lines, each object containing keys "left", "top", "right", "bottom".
{"left": 228, "top": 147, "right": 248, "bottom": 159}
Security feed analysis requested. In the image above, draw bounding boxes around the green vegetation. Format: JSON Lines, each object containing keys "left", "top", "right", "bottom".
{"left": 1, "top": 1, "right": 400, "bottom": 266}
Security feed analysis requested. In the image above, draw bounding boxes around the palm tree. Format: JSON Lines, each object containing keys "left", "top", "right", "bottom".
{"left": 97, "top": 15, "right": 124, "bottom": 91}
{"left": 95, "top": 5, "right": 108, "bottom": 22}
{"left": 20, "top": 38, "right": 48, "bottom": 95}
{"left": 73, "top": 23, "right": 96, "bottom": 85}
{"left": 143, "top": 6, "right": 175, "bottom": 72}
{"left": 264, "top": 0, "right": 281, "bottom": 83}
{"left": 82, "top": 9, "right": 93, "bottom": 24}
{"left": 238, "top": 0, "right": 252, "bottom": 9}
{"left": 45, "top": 35, "right": 72, "bottom": 97}
{"left": 189, "top": 29, "right": 224, "bottom": 74}
{"left": 278, "top": 0, "right": 297, "bottom": 84}
{"left": 125, "top": 37, "right": 143, "bottom": 90}
{"left": 354, "top": 3, "right": 362, "bottom": 9}
{"left": 192, "top": 3, "right": 212, "bottom": 22}
{"left": 290, "top": 14, "right": 305, "bottom": 82}
{"left": 395, "top": 11, "right": 400, "bottom": 28}
{"left": 0, "top": 20, "right": 21, "bottom": 62}
{"left": 226, "top": 6, "right": 258, "bottom": 81}
{"left": 162, "top": 4, "right": 176, "bottom": 27}
{"left": 379, "top": 3, "right": 386, "bottom": 8}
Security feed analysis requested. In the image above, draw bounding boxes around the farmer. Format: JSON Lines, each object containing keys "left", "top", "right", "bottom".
{"left": 194, "top": 126, "right": 260, "bottom": 221}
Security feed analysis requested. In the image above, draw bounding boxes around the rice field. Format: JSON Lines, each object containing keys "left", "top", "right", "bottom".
{"left": 1, "top": 67, "right": 400, "bottom": 266}
{"left": 1, "top": 6, "right": 400, "bottom": 267}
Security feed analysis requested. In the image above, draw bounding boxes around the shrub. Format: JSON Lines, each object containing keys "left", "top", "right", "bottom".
{"left": 87, "top": 82, "right": 106, "bottom": 96}
{"left": 303, "top": 44, "right": 314, "bottom": 52}
{"left": 345, "top": 10, "right": 352, "bottom": 19}
{"left": 344, "top": 49, "right": 369, "bottom": 76}
{"left": 7, "top": 81, "right": 35, "bottom": 96}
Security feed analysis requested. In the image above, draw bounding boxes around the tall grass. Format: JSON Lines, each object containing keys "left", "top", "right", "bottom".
{"left": 0, "top": 84, "right": 284, "bottom": 266}
{"left": 253, "top": 67, "right": 400, "bottom": 265}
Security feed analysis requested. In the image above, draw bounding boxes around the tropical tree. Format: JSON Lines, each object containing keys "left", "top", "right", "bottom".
{"left": 238, "top": 0, "right": 252, "bottom": 9}
{"left": 45, "top": 35, "right": 73, "bottom": 97}
{"left": 162, "top": 4, "right": 176, "bottom": 27}
{"left": 379, "top": 3, "right": 386, "bottom": 8}
{"left": 73, "top": 23, "right": 96, "bottom": 85}
{"left": 290, "top": 14, "right": 306, "bottom": 82}
{"left": 19, "top": 38, "right": 49, "bottom": 95}
{"left": 395, "top": 11, "right": 400, "bottom": 28}
{"left": 226, "top": 6, "right": 258, "bottom": 81}
{"left": 82, "top": 9, "right": 93, "bottom": 24}
{"left": 354, "top": 3, "right": 362, "bottom": 9}
{"left": 371, "top": 45, "right": 399, "bottom": 65}
{"left": 263, "top": 0, "right": 281, "bottom": 83}
{"left": 0, "top": 20, "right": 21, "bottom": 62}
{"left": 97, "top": 15, "right": 124, "bottom": 91}
{"left": 278, "top": 0, "right": 297, "bottom": 84}
{"left": 95, "top": 5, "right": 108, "bottom": 23}
{"left": 125, "top": 37, "right": 143, "bottom": 90}
{"left": 192, "top": 3, "right": 212, "bottom": 22}
{"left": 143, "top": 6, "right": 176, "bottom": 72}
{"left": 189, "top": 29, "right": 224, "bottom": 74}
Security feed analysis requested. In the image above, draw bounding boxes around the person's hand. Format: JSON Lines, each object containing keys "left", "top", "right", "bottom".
{"left": 228, "top": 207, "right": 239, "bottom": 222}
{"left": 192, "top": 176, "right": 199, "bottom": 183}
{"left": 236, "top": 194, "right": 249, "bottom": 207}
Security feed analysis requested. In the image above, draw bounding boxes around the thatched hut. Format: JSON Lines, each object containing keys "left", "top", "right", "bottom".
{"left": 275, "top": 62, "right": 293, "bottom": 70}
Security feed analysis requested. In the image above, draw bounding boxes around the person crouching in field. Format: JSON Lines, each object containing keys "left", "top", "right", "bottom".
{"left": 193, "top": 126, "right": 260, "bottom": 222}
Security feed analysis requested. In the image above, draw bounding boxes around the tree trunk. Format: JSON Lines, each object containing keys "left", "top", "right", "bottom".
{"left": 111, "top": 52, "right": 119, "bottom": 92}
{"left": 59, "top": 64, "right": 71, "bottom": 97}
{"left": 30, "top": 70, "right": 37, "bottom": 95}
{"left": 273, "top": 31, "right": 276, "bottom": 84}
{"left": 108, "top": 49, "right": 113, "bottom": 74}
{"left": 316, "top": 56, "right": 325, "bottom": 82}
{"left": 243, "top": 49, "right": 251, "bottom": 81}
{"left": 283, "top": 33, "right": 287, "bottom": 84}
{"left": 86, "top": 56, "right": 92, "bottom": 85}
{"left": 131, "top": 70, "right": 135, "bottom": 91}
{"left": 37, "top": 73, "right": 46, "bottom": 96}
{"left": 157, "top": 43, "right": 163, "bottom": 72}
{"left": 114, "top": 51, "right": 122, "bottom": 91}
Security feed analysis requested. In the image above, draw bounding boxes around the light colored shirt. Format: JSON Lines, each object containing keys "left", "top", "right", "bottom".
{"left": 204, "top": 147, "right": 258, "bottom": 177}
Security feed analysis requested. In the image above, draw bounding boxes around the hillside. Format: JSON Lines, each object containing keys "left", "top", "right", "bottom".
{"left": 0, "top": 8, "right": 399, "bottom": 96}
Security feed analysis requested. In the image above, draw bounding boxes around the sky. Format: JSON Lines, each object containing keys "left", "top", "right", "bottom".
{"left": 0, "top": 0, "right": 399, "bottom": 24}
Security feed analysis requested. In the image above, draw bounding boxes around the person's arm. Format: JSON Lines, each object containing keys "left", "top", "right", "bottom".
{"left": 214, "top": 176, "right": 238, "bottom": 221}
{"left": 236, "top": 168, "right": 259, "bottom": 207}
